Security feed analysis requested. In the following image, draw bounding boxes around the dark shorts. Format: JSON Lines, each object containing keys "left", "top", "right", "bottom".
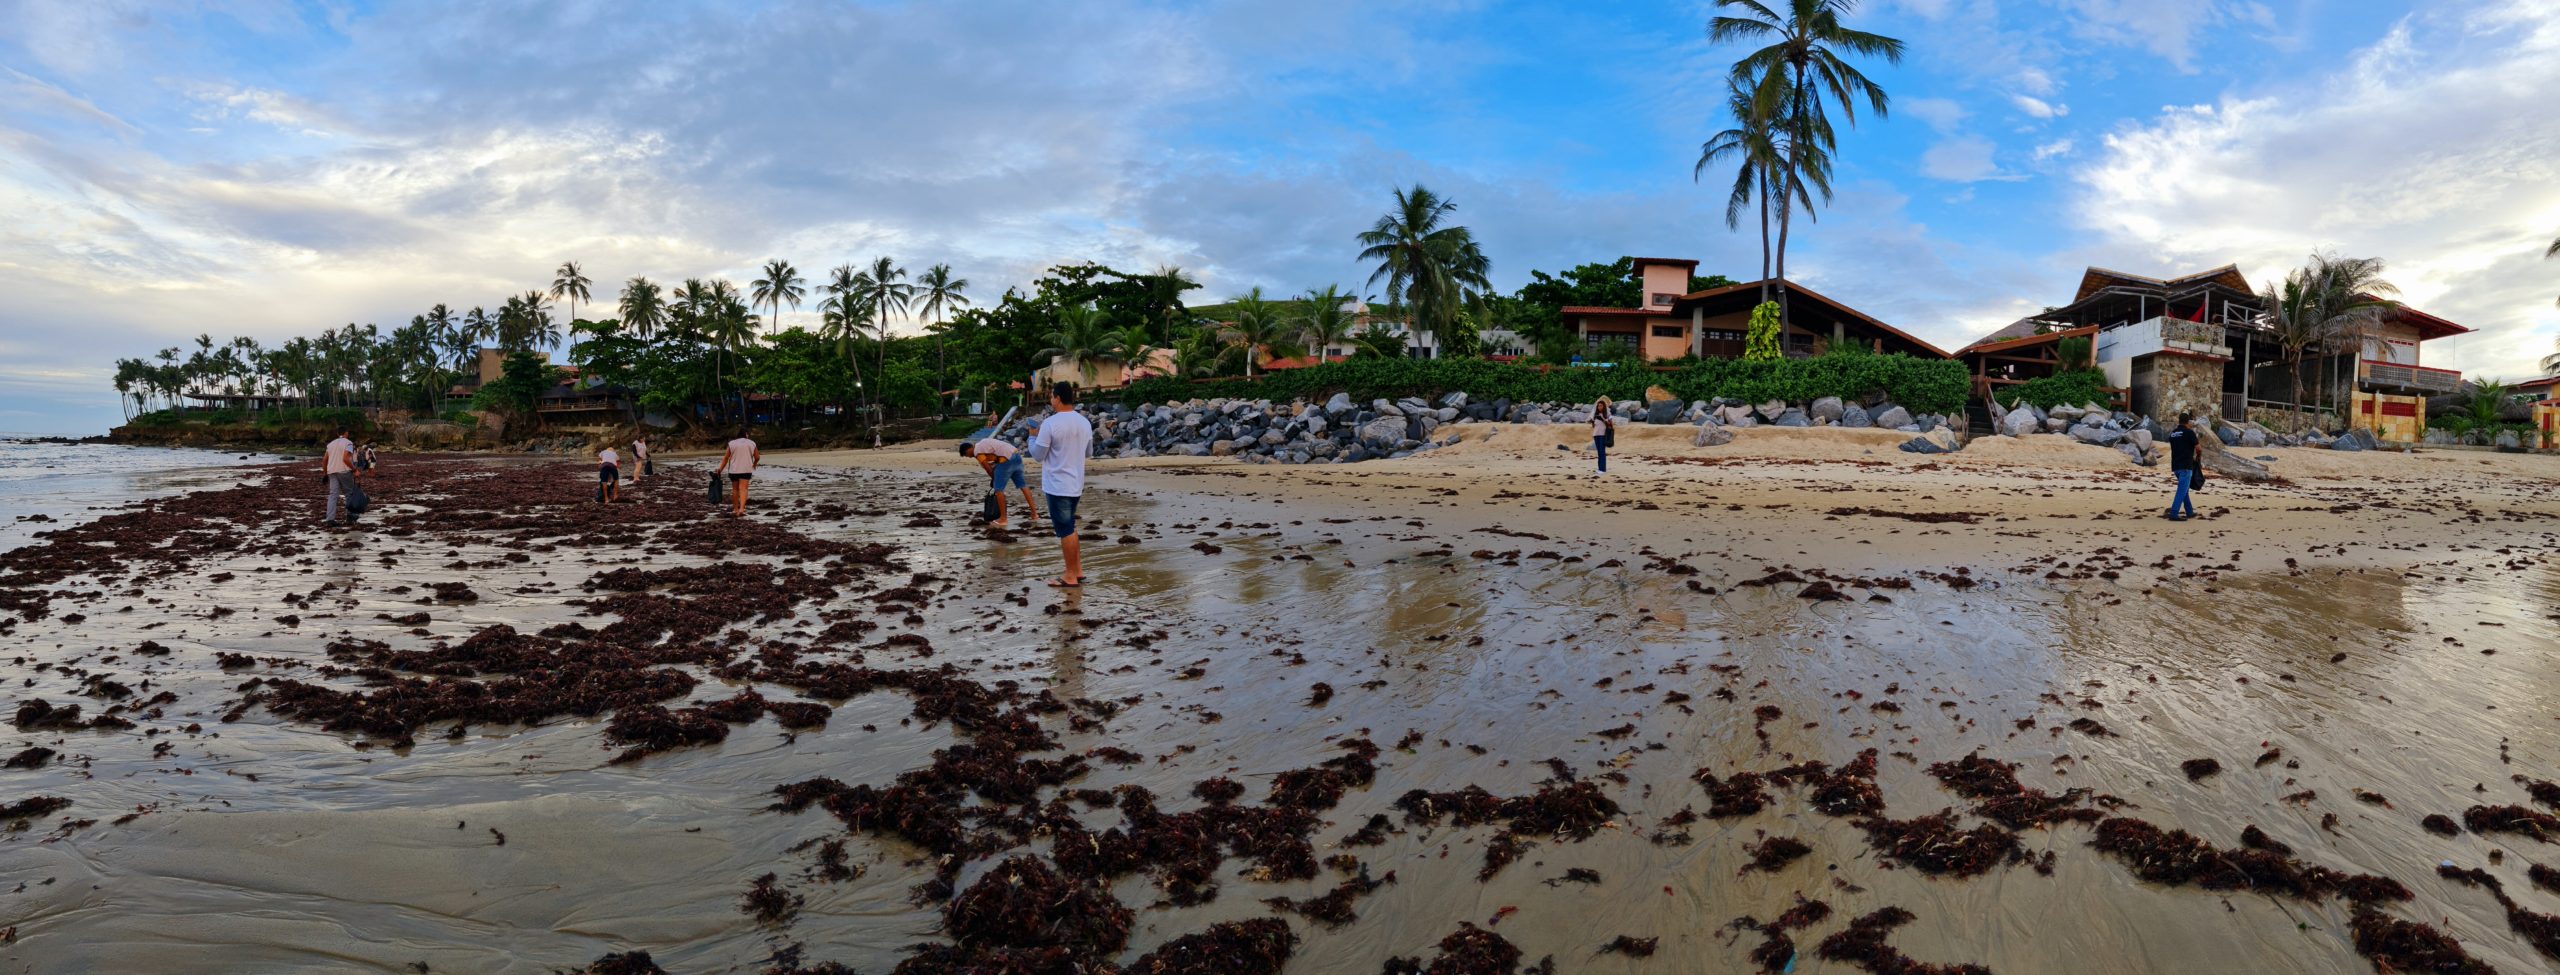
{"left": 1045, "top": 493, "right": 1079, "bottom": 539}
{"left": 599, "top": 464, "right": 619, "bottom": 483}
{"left": 729, "top": 473, "right": 753, "bottom": 482}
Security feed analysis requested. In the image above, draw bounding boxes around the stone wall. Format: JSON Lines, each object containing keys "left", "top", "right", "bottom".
{"left": 2147, "top": 352, "right": 2224, "bottom": 425}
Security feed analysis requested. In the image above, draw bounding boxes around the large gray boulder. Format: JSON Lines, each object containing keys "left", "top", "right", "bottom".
{"left": 2330, "top": 427, "right": 2375, "bottom": 452}
{"left": 1645, "top": 399, "right": 1684, "bottom": 424}
{"left": 2497, "top": 429, "right": 2523, "bottom": 449}
{"left": 1167, "top": 443, "right": 1211, "bottom": 457}
{"left": 1440, "top": 391, "right": 1468, "bottom": 408}
{"left": 1357, "top": 416, "right": 1407, "bottom": 447}
{"left": 2071, "top": 422, "right": 2126, "bottom": 446}
{"left": 1693, "top": 425, "right": 1734, "bottom": 447}
{"left": 1871, "top": 405, "right": 1911, "bottom": 430}
{"left": 1898, "top": 427, "right": 1961, "bottom": 454}
{"left": 1323, "top": 392, "right": 1354, "bottom": 415}
{"left": 2001, "top": 408, "right": 2040, "bottom": 437}
{"left": 1372, "top": 399, "right": 1404, "bottom": 417}
{"left": 2120, "top": 442, "right": 2153, "bottom": 466}
{"left": 1757, "top": 399, "right": 1788, "bottom": 421}
{"left": 1840, "top": 404, "right": 1873, "bottom": 428}
{"left": 1774, "top": 408, "right": 1812, "bottom": 428}
{"left": 1523, "top": 411, "right": 1553, "bottom": 425}
{"left": 2214, "top": 421, "right": 2243, "bottom": 446}
{"left": 1810, "top": 396, "right": 1845, "bottom": 423}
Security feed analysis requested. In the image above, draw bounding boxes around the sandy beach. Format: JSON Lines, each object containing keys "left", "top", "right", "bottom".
{"left": 5, "top": 429, "right": 2560, "bottom": 974}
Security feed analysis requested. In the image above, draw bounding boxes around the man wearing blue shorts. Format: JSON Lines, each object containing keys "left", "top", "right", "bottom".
{"left": 1027, "top": 382, "right": 1094, "bottom": 587}
{"left": 961, "top": 435, "right": 1040, "bottom": 528}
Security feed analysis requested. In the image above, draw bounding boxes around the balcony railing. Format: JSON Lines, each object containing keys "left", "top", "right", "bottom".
{"left": 2359, "top": 360, "right": 2461, "bottom": 394}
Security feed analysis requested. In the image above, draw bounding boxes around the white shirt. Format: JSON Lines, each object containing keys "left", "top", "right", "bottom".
{"left": 599, "top": 448, "right": 619, "bottom": 467}
{"left": 1591, "top": 416, "right": 1611, "bottom": 438}
{"left": 632, "top": 441, "right": 648, "bottom": 460}
{"left": 723, "top": 438, "right": 758, "bottom": 474}
{"left": 972, "top": 438, "right": 1017, "bottom": 461}
{"left": 325, "top": 437, "right": 354, "bottom": 474}
{"left": 1028, "top": 409, "right": 1092, "bottom": 497}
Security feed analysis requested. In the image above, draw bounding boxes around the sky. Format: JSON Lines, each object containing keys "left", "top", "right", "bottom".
{"left": 3, "top": 0, "right": 2557, "bottom": 436}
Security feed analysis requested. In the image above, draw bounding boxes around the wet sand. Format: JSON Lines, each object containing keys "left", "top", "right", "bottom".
{"left": 4, "top": 430, "right": 2560, "bottom": 974}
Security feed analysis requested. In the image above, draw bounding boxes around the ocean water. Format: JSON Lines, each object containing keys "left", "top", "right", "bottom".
{"left": 0, "top": 435, "right": 285, "bottom": 551}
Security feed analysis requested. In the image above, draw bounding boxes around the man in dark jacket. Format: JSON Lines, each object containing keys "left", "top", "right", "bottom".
{"left": 2164, "top": 412, "right": 2200, "bottom": 521}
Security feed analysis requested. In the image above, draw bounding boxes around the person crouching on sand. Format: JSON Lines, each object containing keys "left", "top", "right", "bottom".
{"left": 1590, "top": 397, "right": 1615, "bottom": 477}
{"left": 712, "top": 428, "right": 759, "bottom": 517}
{"left": 2164, "top": 412, "right": 2200, "bottom": 521}
{"left": 961, "top": 435, "right": 1040, "bottom": 529}
{"left": 597, "top": 444, "right": 622, "bottom": 503}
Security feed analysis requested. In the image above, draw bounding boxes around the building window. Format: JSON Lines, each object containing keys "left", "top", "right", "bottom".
{"left": 1650, "top": 325, "right": 1682, "bottom": 339}
{"left": 1651, "top": 292, "right": 1676, "bottom": 307}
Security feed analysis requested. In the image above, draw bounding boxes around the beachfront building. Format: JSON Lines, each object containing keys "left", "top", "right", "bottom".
{"left": 1562, "top": 259, "right": 1950, "bottom": 362}
{"left": 1960, "top": 265, "right": 2472, "bottom": 435}
{"left": 1037, "top": 348, "right": 1180, "bottom": 391}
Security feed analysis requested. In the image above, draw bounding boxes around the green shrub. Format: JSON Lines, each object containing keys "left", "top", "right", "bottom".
{"left": 1744, "top": 302, "right": 1782, "bottom": 361}
{"left": 1994, "top": 370, "right": 2111, "bottom": 410}
{"left": 1123, "top": 347, "right": 1971, "bottom": 415}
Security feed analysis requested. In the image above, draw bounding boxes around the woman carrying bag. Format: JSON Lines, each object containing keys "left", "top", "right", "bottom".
{"left": 1590, "top": 397, "right": 1616, "bottom": 477}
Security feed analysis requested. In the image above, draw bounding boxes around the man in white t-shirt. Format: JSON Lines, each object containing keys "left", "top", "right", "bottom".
{"left": 1027, "top": 383, "right": 1094, "bottom": 587}
{"left": 322, "top": 427, "right": 359, "bottom": 527}
{"left": 961, "top": 434, "right": 1040, "bottom": 528}
{"left": 597, "top": 446, "right": 622, "bottom": 503}
{"left": 710, "top": 429, "right": 759, "bottom": 517}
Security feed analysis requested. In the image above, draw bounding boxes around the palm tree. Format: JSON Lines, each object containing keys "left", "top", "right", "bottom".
{"left": 1355, "top": 185, "right": 1491, "bottom": 343}
{"left": 852, "top": 257, "right": 912, "bottom": 445}
{"left": 519, "top": 291, "right": 561, "bottom": 352}
{"left": 1711, "top": 0, "right": 1902, "bottom": 323}
{"left": 550, "top": 260, "right": 592, "bottom": 325}
{"left": 916, "top": 263, "right": 971, "bottom": 413}
{"left": 1134, "top": 265, "right": 1200, "bottom": 343}
{"left": 1696, "top": 77, "right": 1813, "bottom": 305}
{"left": 618, "top": 277, "right": 666, "bottom": 341}
{"left": 1218, "top": 287, "right": 1304, "bottom": 379}
{"left": 1293, "top": 284, "right": 1359, "bottom": 360}
{"left": 2257, "top": 252, "right": 2398, "bottom": 433}
{"left": 2545, "top": 233, "right": 2560, "bottom": 315}
{"left": 1109, "top": 324, "right": 1159, "bottom": 379}
{"left": 1039, "top": 303, "right": 1119, "bottom": 385}
{"left": 462, "top": 306, "right": 496, "bottom": 351}
{"left": 751, "top": 259, "right": 806, "bottom": 335}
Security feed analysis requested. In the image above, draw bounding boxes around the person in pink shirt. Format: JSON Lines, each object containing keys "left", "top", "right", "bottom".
{"left": 710, "top": 429, "right": 759, "bottom": 517}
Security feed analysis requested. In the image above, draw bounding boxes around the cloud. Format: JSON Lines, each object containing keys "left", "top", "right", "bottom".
{"left": 2009, "top": 94, "right": 2068, "bottom": 119}
{"left": 2048, "top": 0, "right": 2223, "bottom": 71}
{"left": 1920, "top": 136, "right": 2025, "bottom": 183}
{"left": 1903, "top": 97, "right": 1969, "bottom": 134}
{"left": 2071, "top": 0, "right": 2560, "bottom": 376}
{"left": 2030, "top": 138, "right": 2075, "bottom": 162}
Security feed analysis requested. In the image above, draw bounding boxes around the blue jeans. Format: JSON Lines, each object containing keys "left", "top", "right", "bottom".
{"left": 989, "top": 456, "right": 1025, "bottom": 491}
{"left": 1594, "top": 437, "right": 1607, "bottom": 473}
{"left": 2170, "top": 469, "right": 2196, "bottom": 518}
{"left": 1046, "top": 493, "right": 1080, "bottom": 539}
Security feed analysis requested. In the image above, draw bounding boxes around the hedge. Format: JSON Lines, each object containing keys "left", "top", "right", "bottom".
{"left": 1991, "top": 370, "right": 2111, "bottom": 411}
{"left": 1124, "top": 350, "right": 1971, "bottom": 416}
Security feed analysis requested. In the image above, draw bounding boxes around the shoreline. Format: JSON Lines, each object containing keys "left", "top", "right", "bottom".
{"left": 1, "top": 438, "right": 2557, "bottom": 972}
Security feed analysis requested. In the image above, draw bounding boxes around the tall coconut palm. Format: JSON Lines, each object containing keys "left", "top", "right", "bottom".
{"left": 518, "top": 291, "right": 561, "bottom": 352}
{"left": 2257, "top": 252, "right": 2397, "bottom": 433}
{"left": 1218, "top": 287, "right": 1304, "bottom": 379}
{"left": 618, "top": 277, "right": 666, "bottom": 341}
{"left": 916, "top": 263, "right": 970, "bottom": 412}
{"left": 1356, "top": 185, "right": 1491, "bottom": 343}
{"left": 1039, "top": 304, "right": 1119, "bottom": 385}
{"left": 462, "top": 306, "right": 496, "bottom": 351}
{"left": 1109, "top": 324, "right": 1159, "bottom": 379}
{"left": 550, "top": 261, "right": 592, "bottom": 325}
{"left": 818, "top": 264, "right": 873, "bottom": 402}
{"left": 751, "top": 259, "right": 806, "bottom": 335}
{"left": 1134, "top": 265, "right": 1200, "bottom": 343}
{"left": 1711, "top": 0, "right": 1902, "bottom": 323}
{"left": 1293, "top": 284, "right": 1359, "bottom": 360}
{"left": 1696, "top": 76, "right": 1818, "bottom": 305}
{"left": 851, "top": 257, "right": 912, "bottom": 444}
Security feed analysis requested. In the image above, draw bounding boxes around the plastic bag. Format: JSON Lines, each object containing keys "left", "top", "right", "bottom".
{"left": 708, "top": 470, "right": 724, "bottom": 504}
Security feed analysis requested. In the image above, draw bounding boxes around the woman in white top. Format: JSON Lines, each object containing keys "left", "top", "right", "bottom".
{"left": 1590, "top": 397, "right": 1615, "bottom": 476}
{"left": 710, "top": 429, "right": 759, "bottom": 517}
{"left": 631, "top": 436, "right": 650, "bottom": 482}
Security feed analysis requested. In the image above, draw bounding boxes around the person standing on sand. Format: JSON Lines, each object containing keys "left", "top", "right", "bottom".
{"left": 2165, "top": 412, "right": 2201, "bottom": 521}
{"left": 1027, "top": 383, "right": 1093, "bottom": 587}
{"left": 961, "top": 436, "right": 1040, "bottom": 528}
{"left": 711, "top": 429, "right": 759, "bottom": 517}
{"left": 597, "top": 445, "right": 622, "bottom": 503}
{"left": 321, "top": 427, "right": 358, "bottom": 527}
{"left": 631, "top": 435, "right": 650, "bottom": 482}
{"left": 1590, "top": 397, "right": 1615, "bottom": 477}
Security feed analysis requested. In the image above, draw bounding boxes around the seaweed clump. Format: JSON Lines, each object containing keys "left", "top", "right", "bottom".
{"left": 1125, "top": 918, "right": 1298, "bottom": 975}
{"left": 1814, "top": 907, "right": 1992, "bottom": 975}
{"left": 1382, "top": 923, "right": 1553, "bottom": 975}
{"left": 1855, "top": 810, "right": 2020, "bottom": 878}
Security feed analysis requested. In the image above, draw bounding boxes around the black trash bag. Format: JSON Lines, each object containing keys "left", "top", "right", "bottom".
{"left": 708, "top": 470, "right": 725, "bottom": 505}
{"left": 596, "top": 482, "right": 607, "bottom": 503}
{"left": 346, "top": 478, "right": 370, "bottom": 515}
{"left": 643, "top": 458, "right": 655, "bottom": 477}
{"left": 980, "top": 491, "right": 1002, "bottom": 523}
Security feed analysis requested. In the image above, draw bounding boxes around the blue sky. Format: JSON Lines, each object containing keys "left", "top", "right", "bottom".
{"left": 4, "top": 0, "right": 2557, "bottom": 435}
